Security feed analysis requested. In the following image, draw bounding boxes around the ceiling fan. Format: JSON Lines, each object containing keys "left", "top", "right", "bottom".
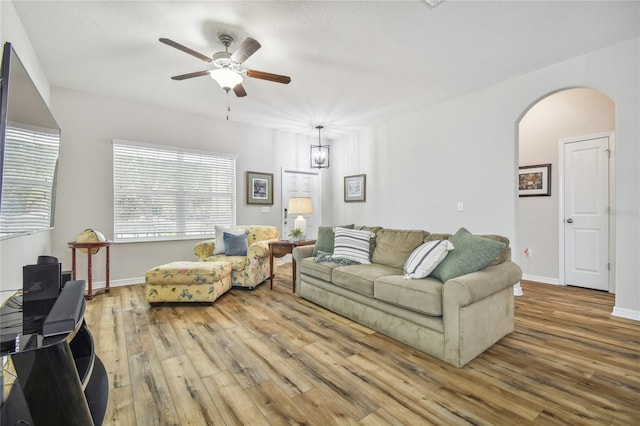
{"left": 159, "top": 34, "right": 291, "bottom": 97}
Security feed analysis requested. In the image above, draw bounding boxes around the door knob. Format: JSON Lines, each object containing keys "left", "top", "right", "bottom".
{"left": 566, "top": 218, "right": 574, "bottom": 223}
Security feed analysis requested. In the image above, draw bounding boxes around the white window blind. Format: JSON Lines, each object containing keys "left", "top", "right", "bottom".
{"left": 113, "top": 140, "right": 236, "bottom": 242}
{"left": 0, "top": 124, "right": 59, "bottom": 239}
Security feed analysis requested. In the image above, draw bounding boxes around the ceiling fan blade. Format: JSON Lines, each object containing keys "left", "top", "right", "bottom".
{"left": 159, "top": 38, "right": 212, "bottom": 63}
{"left": 230, "top": 37, "right": 261, "bottom": 64}
{"left": 233, "top": 84, "right": 248, "bottom": 97}
{"left": 171, "top": 70, "right": 211, "bottom": 80}
{"left": 246, "top": 69, "right": 291, "bottom": 84}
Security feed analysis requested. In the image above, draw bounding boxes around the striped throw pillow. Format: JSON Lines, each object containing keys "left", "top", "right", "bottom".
{"left": 403, "top": 240, "right": 455, "bottom": 279}
{"left": 332, "top": 228, "right": 374, "bottom": 264}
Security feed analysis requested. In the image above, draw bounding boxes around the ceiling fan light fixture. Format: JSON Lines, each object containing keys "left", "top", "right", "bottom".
{"left": 210, "top": 68, "right": 243, "bottom": 90}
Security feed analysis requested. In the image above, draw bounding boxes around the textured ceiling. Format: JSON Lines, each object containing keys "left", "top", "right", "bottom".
{"left": 12, "top": 1, "right": 640, "bottom": 138}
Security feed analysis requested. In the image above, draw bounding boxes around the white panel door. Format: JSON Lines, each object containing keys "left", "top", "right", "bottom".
{"left": 281, "top": 169, "right": 321, "bottom": 240}
{"left": 563, "top": 137, "right": 609, "bottom": 290}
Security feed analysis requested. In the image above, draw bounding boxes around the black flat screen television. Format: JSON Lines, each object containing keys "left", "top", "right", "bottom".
{"left": 0, "top": 42, "right": 61, "bottom": 239}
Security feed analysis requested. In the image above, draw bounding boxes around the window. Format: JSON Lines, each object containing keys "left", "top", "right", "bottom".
{"left": 113, "top": 140, "right": 236, "bottom": 242}
{"left": 0, "top": 124, "right": 59, "bottom": 239}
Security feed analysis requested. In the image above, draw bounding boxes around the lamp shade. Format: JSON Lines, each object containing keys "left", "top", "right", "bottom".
{"left": 287, "top": 197, "right": 313, "bottom": 214}
{"left": 288, "top": 197, "right": 313, "bottom": 238}
{"left": 210, "top": 68, "right": 243, "bottom": 90}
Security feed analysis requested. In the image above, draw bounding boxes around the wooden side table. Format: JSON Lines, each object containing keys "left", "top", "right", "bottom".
{"left": 68, "top": 241, "right": 113, "bottom": 300}
{"left": 269, "top": 240, "right": 316, "bottom": 293}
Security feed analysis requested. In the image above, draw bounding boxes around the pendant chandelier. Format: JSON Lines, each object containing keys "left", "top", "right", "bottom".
{"left": 310, "top": 125, "right": 330, "bottom": 169}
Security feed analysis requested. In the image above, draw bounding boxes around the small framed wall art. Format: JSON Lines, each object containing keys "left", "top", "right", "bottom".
{"left": 518, "top": 164, "right": 551, "bottom": 197}
{"left": 344, "top": 174, "right": 366, "bottom": 202}
{"left": 246, "top": 171, "right": 274, "bottom": 205}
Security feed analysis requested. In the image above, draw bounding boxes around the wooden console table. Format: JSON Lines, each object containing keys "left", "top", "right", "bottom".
{"left": 68, "top": 240, "right": 113, "bottom": 300}
{"left": 269, "top": 240, "right": 316, "bottom": 293}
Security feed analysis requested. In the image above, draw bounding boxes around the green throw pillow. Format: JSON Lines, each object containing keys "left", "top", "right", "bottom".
{"left": 431, "top": 227, "right": 506, "bottom": 282}
{"left": 312, "top": 224, "right": 354, "bottom": 256}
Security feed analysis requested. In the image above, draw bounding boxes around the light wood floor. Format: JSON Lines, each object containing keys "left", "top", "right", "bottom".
{"left": 85, "top": 264, "right": 640, "bottom": 425}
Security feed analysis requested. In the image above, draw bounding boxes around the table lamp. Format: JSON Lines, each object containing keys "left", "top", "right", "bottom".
{"left": 287, "top": 197, "right": 313, "bottom": 238}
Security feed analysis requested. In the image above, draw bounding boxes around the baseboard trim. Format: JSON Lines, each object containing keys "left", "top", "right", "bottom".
{"left": 85, "top": 277, "right": 145, "bottom": 291}
{"left": 612, "top": 306, "right": 640, "bottom": 321}
{"left": 521, "top": 274, "right": 560, "bottom": 285}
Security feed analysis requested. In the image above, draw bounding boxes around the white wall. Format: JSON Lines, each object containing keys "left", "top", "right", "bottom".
{"left": 49, "top": 88, "right": 316, "bottom": 284}
{"left": 3, "top": 0, "right": 638, "bottom": 320}
{"left": 518, "top": 88, "right": 615, "bottom": 283}
{"left": 1, "top": 0, "right": 323, "bottom": 295}
{"left": 329, "top": 38, "right": 639, "bottom": 318}
{"left": 0, "top": 2, "right": 49, "bottom": 103}
{"left": 0, "top": 1, "right": 54, "bottom": 302}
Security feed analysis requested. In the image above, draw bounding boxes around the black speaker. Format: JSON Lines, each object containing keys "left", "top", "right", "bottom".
{"left": 23, "top": 263, "right": 62, "bottom": 334}
{"left": 61, "top": 270, "right": 72, "bottom": 288}
{"left": 37, "top": 255, "right": 59, "bottom": 265}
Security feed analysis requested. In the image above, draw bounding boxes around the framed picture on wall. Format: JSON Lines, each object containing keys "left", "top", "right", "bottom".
{"left": 246, "top": 171, "right": 274, "bottom": 205}
{"left": 344, "top": 174, "right": 366, "bottom": 202}
{"left": 519, "top": 164, "right": 551, "bottom": 197}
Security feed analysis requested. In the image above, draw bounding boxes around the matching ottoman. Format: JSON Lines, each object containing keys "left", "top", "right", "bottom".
{"left": 145, "top": 261, "right": 232, "bottom": 304}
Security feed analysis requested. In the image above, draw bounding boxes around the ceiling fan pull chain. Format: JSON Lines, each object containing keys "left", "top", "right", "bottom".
{"left": 226, "top": 91, "right": 231, "bottom": 121}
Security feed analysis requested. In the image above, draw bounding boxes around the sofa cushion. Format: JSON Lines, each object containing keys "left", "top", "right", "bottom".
{"left": 371, "top": 229, "right": 429, "bottom": 269}
{"left": 403, "top": 240, "right": 454, "bottom": 279}
{"left": 431, "top": 227, "right": 507, "bottom": 282}
{"left": 224, "top": 232, "right": 248, "bottom": 256}
{"left": 214, "top": 225, "right": 246, "bottom": 254}
{"left": 355, "top": 226, "right": 383, "bottom": 254}
{"left": 203, "top": 255, "right": 246, "bottom": 271}
{"left": 312, "top": 224, "right": 354, "bottom": 256}
{"left": 145, "top": 261, "right": 232, "bottom": 285}
{"left": 355, "top": 226, "right": 383, "bottom": 234}
{"left": 300, "top": 257, "right": 342, "bottom": 282}
{"left": 479, "top": 235, "right": 510, "bottom": 266}
{"left": 333, "top": 228, "right": 374, "bottom": 264}
{"left": 425, "top": 233, "right": 510, "bottom": 266}
{"left": 332, "top": 264, "right": 401, "bottom": 297}
{"left": 374, "top": 275, "right": 444, "bottom": 316}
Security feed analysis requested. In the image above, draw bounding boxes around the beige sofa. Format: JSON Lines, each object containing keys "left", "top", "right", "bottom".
{"left": 194, "top": 225, "right": 279, "bottom": 289}
{"left": 293, "top": 227, "right": 522, "bottom": 367}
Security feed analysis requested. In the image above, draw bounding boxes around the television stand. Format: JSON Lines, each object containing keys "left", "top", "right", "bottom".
{"left": 0, "top": 280, "right": 108, "bottom": 425}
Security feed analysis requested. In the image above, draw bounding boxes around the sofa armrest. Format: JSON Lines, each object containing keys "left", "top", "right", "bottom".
{"left": 292, "top": 245, "right": 315, "bottom": 292}
{"left": 442, "top": 261, "right": 521, "bottom": 367}
{"left": 443, "top": 261, "right": 522, "bottom": 307}
{"left": 194, "top": 239, "right": 216, "bottom": 261}
{"left": 293, "top": 245, "right": 315, "bottom": 263}
{"left": 248, "top": 240, "right": 271, "bottom": 259}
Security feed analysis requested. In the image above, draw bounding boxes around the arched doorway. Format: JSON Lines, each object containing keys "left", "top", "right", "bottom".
{"left": 517, "top": 88, "right": 616, "bottom": 292}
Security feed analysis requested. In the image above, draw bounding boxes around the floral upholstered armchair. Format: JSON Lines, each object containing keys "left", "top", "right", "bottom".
{"left": 194, "top": 225, "right": 280, "bottom": 289}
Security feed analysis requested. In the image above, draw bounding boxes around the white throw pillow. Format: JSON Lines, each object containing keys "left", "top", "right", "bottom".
{"left": 214, "top": 226, "right": 245, "bottom": 254}
{"left": 332, "top": 228, "right": 374, "bottom": 264}
{"left": 403, "top": 240, "right": 455, "bottom": 279}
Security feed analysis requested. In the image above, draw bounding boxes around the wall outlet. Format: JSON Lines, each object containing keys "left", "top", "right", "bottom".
{"left": 457, "top": 202, "right": 464, "bottom": 212}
